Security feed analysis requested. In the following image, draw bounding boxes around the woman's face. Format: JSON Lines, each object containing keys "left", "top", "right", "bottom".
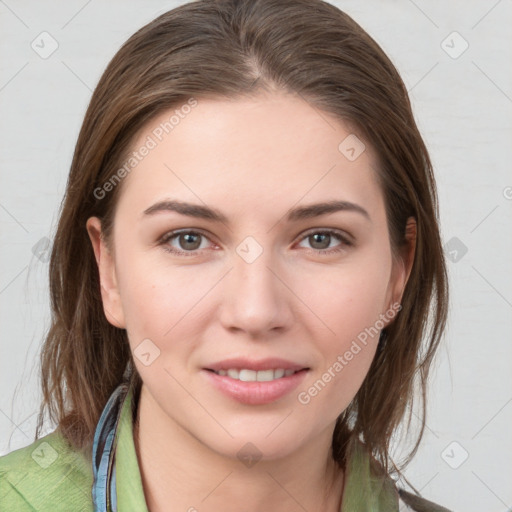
{"left": 87, "top": 91, "right": 410, "bottom": 460}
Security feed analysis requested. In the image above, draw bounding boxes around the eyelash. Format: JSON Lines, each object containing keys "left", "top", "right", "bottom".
{"left": 158, "top": 228, "right": 353, "bottom": 257}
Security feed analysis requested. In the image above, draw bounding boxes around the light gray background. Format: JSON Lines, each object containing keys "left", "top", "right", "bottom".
{"left": 1, "top": 1, "right": 511, "bottom": 511}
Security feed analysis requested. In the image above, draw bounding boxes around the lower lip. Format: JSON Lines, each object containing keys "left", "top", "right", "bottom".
{"left": 202, "top": 369, "right": 309, "bottom": 405}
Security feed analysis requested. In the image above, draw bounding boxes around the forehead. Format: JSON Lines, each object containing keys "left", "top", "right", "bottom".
{"left": 114, "top": 92, "right": 384, "bottom": 223}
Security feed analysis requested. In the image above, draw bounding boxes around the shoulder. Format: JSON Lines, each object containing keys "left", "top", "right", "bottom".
{"left": 398, "top": 488, "right": 453, "bottom": 512}
{"left": 0, "top": 429, "right": 94, "bottom": 512}
{"left": 345, "top": 439, "right": 452, "bottom": 511}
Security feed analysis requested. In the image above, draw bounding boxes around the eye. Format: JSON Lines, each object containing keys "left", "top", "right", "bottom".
{"left": 159, "top": 228, "right": 353, "bottom": 257}
{"left": 296, "top": 229, "right": 352, "bottom": 255}
{"left": 159, "top": 230, "right": 214, "bottom": 257}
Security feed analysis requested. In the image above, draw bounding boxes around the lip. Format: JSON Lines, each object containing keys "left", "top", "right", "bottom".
{"left": 202, "top": 367, "right": 309, "bottom": 405}
{"left": 204, "top": 357, "right": 309, "bottom": 372}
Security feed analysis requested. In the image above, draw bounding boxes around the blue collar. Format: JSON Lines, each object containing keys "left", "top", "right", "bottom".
{"left": 91, "top": 381, "right": 130, "bottom": 512}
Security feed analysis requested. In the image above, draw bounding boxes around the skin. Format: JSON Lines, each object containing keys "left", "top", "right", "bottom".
{"left": 87, "top": 91, "right": 415, "bottom": 512}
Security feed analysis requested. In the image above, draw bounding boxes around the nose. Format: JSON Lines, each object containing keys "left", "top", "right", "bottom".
{"left": 218, "top": 240, "right": 294, "bottom": 338}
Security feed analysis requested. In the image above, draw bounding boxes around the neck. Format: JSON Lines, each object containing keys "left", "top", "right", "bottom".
{"left": 132, "top": 386, "right": 345, "bottom": 512}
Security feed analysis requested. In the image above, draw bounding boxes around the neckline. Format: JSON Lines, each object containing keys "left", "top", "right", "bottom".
{"left": 113, "top": 385, "right": 398, "bottom": 512}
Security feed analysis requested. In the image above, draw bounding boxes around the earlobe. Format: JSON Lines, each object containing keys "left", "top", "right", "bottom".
{"left": 85, "top": 217, "right": 126, "bottom": 329}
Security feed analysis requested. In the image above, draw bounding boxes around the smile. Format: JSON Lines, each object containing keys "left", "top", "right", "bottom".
{"left": 210, "top": 368, "right": 301, "bottom": 381}
{"left": 202, "top": 368, "right": 309, "bottom": 405}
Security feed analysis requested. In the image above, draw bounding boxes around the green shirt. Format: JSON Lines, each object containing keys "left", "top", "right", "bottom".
{"left": 0, "top": 387, "right": 449, "bottom": 511}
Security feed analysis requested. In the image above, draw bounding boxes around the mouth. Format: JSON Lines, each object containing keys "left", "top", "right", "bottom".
{"left": 204, "top": 367, "right": 307, "bottom": 382}
{"left": 202, "top": 360, "right": 310, "bottom": 405}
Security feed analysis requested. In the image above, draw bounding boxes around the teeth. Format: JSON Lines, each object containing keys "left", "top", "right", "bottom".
{"left": 214, "top": 368, "right": 300, "bottom": 381}
{"left": 274, "top": 368, "right": 285, "bottom": 379}
{"left": 256, "top": 369, "right": 275, "bottom": 381}
{"left": 239, "top": 369, "right": 257, "bottom": 382}
{"left": 227, "top": 369, "right": 239, "bottom": 379}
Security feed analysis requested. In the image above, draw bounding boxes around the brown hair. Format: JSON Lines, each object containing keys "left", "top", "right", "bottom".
{"left": 35, "top": 0, "right": 448, "bottom": 474}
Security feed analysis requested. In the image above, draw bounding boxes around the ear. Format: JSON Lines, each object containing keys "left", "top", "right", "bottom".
{"left": 86, "top": 216, "right": 126, "bottom": 329}
{"left": 387, "top": 216, "right": 416, "bottom": 311}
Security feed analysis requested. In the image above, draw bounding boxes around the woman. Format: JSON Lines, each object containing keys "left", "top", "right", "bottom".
{"left": 0, "top": 0, "right": 450, "bottom": 510}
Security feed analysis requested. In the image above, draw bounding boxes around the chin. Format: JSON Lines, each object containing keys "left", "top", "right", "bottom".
{"left": 200, "top": 424, "right": 312, "bottom": 463}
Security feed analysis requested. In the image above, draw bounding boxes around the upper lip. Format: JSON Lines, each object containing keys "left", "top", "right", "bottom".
{"left": 204, "top": 357, "right": 310, "bottom": 372}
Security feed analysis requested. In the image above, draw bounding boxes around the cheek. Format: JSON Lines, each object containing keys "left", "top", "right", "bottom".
{"left": 115, "top": 258, "right": 211, "bottom": 390}
{"left": 114, "top": 247, "right": 210, "bottom": 348}
{"left": 293, "top": 255, "right": 391, "bottom": 412}
{"left": 307, "top": 344, "right": 377, "bottom": 425}
{"left": 297, "top": 253, "right": 392, "bottom": 344}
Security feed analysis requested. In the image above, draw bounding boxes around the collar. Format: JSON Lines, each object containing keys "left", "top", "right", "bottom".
{"left": 92, "top": 379, "right": 148, "bottom": 512}
{"left": 92, "top": 381, "right": 399, "bottom": 512}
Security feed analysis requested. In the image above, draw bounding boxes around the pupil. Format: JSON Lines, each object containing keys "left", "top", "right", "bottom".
{"left": 181, "top": 233, "right": 200, "bottom": 250}
{"left": 312, "top": 233, "right": 329, "bottom": 249}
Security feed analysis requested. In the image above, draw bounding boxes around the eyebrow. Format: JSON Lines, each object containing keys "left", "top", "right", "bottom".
{"left": 142, "top": 199, "right": 371, "bottom": 224}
